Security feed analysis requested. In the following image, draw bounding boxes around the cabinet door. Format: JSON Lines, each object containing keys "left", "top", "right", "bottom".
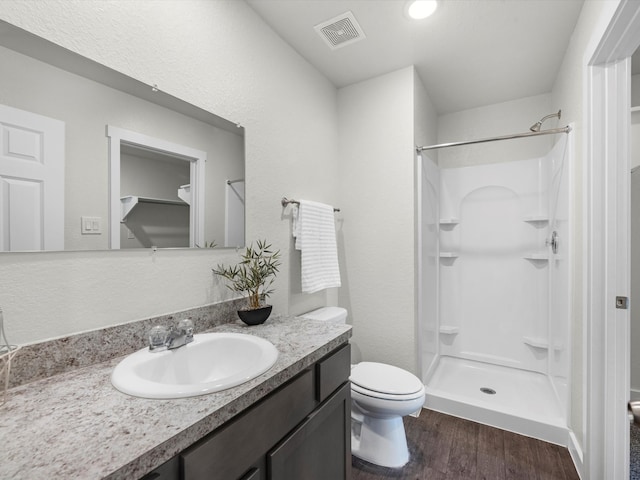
{"left": 268, "top": 382, "right": 351, "bottom": 480}
{"left": 181, "top": 369, "right": 316, "bottom": 480}
{"left": 239, "top": 466, "right": 261, "bottom": 480}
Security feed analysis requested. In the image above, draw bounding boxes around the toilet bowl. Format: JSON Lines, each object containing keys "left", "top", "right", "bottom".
{"left": 300, "top": 307, "right": 426, "bottom": 468}
{"left": 350, "top": 361, "right": 425, "bottom": 468}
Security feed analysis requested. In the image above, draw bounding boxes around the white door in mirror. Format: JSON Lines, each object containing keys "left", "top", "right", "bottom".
{"left": 0, "top": 104, "right": 65, "bottom": 251}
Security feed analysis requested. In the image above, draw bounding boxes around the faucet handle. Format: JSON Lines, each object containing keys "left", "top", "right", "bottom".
{"left": 148, "top": 325, "right": 169, "bottom": 351}
{"left": 177, "top": 318, "right": 194, "bottom": 339}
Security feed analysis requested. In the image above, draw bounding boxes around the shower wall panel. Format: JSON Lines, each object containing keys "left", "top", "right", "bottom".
{"left": 439, "top": 157, "right": 551, "bottom": 374}
{"left": 418, "top": 154, "right": 440, "bottom": 381}
{"left": 546, "top": 135, "right": 571, "bottom": 412}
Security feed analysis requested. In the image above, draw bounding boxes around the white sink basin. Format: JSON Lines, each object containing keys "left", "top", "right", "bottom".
{"left": 111, "top": 332, "right": 278, "bottom": 399}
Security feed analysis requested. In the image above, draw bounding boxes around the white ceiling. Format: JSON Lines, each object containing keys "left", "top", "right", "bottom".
{"left": 246, "top": 0, "right": 585, "bottom": 114}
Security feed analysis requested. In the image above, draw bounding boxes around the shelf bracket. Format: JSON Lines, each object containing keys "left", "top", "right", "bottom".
{"left": 120, "top": 196, "right": 139, "bottom": 222}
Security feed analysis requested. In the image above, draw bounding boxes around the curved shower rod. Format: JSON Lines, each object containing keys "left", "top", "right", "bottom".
{"left": 416, "top": 125, "right": 572, "bottom": 153}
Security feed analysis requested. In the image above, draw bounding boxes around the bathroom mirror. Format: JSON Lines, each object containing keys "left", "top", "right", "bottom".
{"left": 0, "top": 20, "right": 245, "bottom": 252}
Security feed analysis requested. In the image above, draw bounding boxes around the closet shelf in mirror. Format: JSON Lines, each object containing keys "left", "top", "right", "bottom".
{"left": 120, "top": 195, "right": 188, "bottom": 222}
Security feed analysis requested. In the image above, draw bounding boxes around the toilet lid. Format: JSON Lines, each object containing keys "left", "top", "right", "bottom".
{"left": 350, "top": 362, "right": 423, "bottom": 396}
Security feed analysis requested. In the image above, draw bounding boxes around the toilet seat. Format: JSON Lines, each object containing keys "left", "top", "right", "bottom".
{"left": 351, "top": 382, "right": 425, "bottom": 401}
{"left": 350, "top": 362, "right": 424, "bottom": 398}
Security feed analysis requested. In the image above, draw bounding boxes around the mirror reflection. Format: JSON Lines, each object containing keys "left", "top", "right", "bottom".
{"left": 0, "top": 21, "right": 245, "bottom": 252}
{"left": 117, "top": 140, "right": 197, "bottom": 249}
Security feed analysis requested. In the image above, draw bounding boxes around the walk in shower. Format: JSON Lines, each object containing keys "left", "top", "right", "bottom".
{"left": 417, "top": 117, "right": 572, "bottom": 445}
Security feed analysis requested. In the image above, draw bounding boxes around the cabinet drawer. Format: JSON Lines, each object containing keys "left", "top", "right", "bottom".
{"left": 181, "top": 369, "right": 316, "bottom": 480}
{"left": 316, "top": 344, "right": 351, "bottom": 402}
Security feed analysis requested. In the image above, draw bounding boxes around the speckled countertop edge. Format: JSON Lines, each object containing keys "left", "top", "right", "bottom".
{"left": 0, "top": 315, "right": 352, "bottom": 480}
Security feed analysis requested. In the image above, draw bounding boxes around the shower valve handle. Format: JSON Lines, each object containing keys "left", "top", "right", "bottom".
{"left": 546, "top": 231, "right": 559, "bottom": 254}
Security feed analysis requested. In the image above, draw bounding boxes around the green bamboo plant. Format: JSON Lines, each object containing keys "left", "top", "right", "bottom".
{"left": 213, "top": 240, "right": 282, "bottom": 310}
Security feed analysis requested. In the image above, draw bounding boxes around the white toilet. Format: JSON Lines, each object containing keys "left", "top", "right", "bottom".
{"left": 300, "top": 307, "right": 426, "bottom": 468}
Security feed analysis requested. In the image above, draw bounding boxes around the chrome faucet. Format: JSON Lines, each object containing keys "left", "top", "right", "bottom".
{"left": 148, "top": 319, "right": 194, "bottom": 352}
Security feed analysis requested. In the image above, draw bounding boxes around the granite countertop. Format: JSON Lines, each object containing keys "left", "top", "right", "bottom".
{"left": 0, "top": 315, "right": 352, "bottom": 480}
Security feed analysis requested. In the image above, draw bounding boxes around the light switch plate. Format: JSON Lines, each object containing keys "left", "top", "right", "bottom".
{"left": 81, "top": 216, "right": 101, "bottom": 235}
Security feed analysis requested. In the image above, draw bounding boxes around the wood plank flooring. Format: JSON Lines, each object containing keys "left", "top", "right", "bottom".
{"left": 351, "top": 409, "right": 579, "bottom": 480}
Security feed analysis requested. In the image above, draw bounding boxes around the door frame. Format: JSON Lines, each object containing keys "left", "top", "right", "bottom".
{"left": 585, "top": 0, "right": 640, "bottom": 478}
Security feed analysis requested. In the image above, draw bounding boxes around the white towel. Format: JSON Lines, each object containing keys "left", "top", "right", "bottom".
{"left": 292, "top": 200, "right": 341, "bottom": 293}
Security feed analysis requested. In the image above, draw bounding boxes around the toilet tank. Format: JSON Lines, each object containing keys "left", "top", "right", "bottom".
{"left": 300, "top": 307, "right": 348, "bottom": 324}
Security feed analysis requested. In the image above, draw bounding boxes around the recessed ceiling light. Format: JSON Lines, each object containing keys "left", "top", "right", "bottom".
{"left": 406, "top": 0, "right": 438, "bottom": 20}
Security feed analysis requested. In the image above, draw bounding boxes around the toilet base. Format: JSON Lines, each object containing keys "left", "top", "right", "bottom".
{"left": 351, "top": 408, "right": 410, "bottom": 468}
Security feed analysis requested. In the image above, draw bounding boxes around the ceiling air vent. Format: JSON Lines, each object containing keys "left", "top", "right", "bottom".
{"left": 314, "top": 11, "right": 366, "bottom": 50}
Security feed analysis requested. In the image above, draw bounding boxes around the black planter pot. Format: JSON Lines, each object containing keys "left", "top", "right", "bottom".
{"left": 237, "top": 305, "right": 273, "bottom": 326}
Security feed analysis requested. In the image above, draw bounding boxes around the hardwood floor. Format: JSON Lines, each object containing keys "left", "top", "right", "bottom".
{"left": 351, "top": 409, "right": 579, "bottom": 480}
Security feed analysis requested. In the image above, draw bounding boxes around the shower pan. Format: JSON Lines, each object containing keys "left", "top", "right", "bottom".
{"left": 417, "top": 124, "right": 572, "bottom": 445}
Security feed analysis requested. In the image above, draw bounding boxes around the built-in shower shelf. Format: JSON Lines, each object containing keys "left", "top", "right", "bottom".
{"left": 524, "top": 253, "right": 549, "bottom": 261}
{"left": 439, "top": 218, "right": 459, "bottom": 226}
{"left": 523, "top": 215, "right": 549, "bottom": 224}
{"left": 631, "top": 106, "right": 640, "bottom": 113}
{"left": 439, "top": 252, "right": 459, "bottom": 258}
{"left": 439, "top": 325, "right": 459, "bottom": 335}
{"left": 523, "top": 336, "right": 549, "bottom": 349}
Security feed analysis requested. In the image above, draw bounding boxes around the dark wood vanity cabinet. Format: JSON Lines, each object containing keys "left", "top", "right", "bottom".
{"left": 143, "top": 343, "right": 351, "bottom": 480}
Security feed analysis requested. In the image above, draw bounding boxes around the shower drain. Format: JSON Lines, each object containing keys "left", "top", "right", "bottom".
{"left": 480, "top": 387, "right": 496, "bottom": 395}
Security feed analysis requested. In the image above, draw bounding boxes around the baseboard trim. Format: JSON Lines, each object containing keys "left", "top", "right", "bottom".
{"left": 568, "top": 430, "right": 584, "bottom": 479}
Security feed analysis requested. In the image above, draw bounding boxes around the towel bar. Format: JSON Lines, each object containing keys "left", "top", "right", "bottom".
{"left": 281, "top": 197, "right": 340, "bottom": 212}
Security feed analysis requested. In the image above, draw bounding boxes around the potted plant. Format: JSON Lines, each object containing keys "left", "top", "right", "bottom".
{"left": 213, "top": 239, "right": 281, "bottom": 325}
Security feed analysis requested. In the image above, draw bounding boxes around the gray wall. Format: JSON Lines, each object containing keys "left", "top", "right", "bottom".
{"left": 0, "top": 0, "right": 338, "bottom": 345}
